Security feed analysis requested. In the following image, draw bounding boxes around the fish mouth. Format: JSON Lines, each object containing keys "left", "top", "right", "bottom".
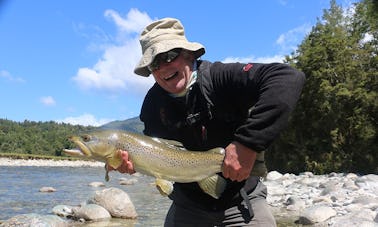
{"left": 63, "top": 136, "right": 91, "bottom": 157}
{"left": 164, "top": 72, "right": 178, "bottom": 81}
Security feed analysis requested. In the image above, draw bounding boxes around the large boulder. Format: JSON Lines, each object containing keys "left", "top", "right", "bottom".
{"left": 89, "top": 187, "right": 137, "bottom": 219}
{"left": 297, "top": 205, "right": 337, "bottom": 225}
{"left": 72, "top": 204, "right": 111, "bottom": 221}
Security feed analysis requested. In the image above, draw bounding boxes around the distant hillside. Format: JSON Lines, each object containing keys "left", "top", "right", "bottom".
{"left": 0, "top": 119, "right": 96, "bottom": 156}
{"left": 0, "top": 117, "right": 144, "bottom": 157}
{"left": 100, "top": 117, "right": 144, "bottom": 134}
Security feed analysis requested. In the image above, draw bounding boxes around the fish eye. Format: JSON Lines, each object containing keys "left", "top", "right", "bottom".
{"left": 82, "top": 134, "right": 91, "bottom": 142}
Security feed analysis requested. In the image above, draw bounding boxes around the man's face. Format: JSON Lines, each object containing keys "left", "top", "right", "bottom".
{"left": 150, "top": 50, "right": 193, "bottom": 94}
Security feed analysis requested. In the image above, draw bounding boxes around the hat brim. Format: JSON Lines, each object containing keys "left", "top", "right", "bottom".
{"left": 134, "top": 41, "right": 205, "bottom": 77}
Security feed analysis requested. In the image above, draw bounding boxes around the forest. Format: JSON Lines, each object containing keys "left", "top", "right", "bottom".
{"left": 267, "top": 0, "right": 377, "bottom": 174}
{"left": 0, "top": 119, "right": 96, "bottom": 157}
{"left": 0, "top": 0, "right": 377, "bottom": 174}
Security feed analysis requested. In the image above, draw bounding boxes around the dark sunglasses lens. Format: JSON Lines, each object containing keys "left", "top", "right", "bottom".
{"left": 149, "top": 49, "right": 181, "bottom": 71}
{"left": 165, "top": 49, "right": 181, "bottom": 62}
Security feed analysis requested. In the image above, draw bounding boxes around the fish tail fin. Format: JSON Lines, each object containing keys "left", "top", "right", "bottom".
{"left": 198, "top": 175, "right": 227, "bottom": 199}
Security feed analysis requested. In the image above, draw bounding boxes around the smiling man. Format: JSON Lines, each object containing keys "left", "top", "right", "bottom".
{"left": 114, "top": 17, "right": 305, "bottom": 226}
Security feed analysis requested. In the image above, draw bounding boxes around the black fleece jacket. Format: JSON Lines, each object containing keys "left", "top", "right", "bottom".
{"left": 140, "top": 60, "right": 305, "bottom": 153}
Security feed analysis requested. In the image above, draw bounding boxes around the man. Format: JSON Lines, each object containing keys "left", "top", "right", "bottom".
{"left": 114, "top": 17, "right": 305, "bottom": 226}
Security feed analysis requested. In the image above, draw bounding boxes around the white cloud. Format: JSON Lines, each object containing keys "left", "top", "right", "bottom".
{"left": 223, "top": 55, "right": 285, "bottom": 64}
{"left": 223, "top": 23, "right": 311, "bottom": 64}
{"left": 276, "top": 24, "right": 312, "bottom": 53}
{"left": 40, "top": 96, "right": 56, "bottom": 106}
{"left": 0, "top": 70, "right": 25, "bottom": 83}
{"left": 72, "top": 8, "right": 155, "bottom": 95}
{"left": 56, "top": 113, "right": 113, "bottom": 127}
{"left": 104, "top": 8, "right": 151, "bottom": 33}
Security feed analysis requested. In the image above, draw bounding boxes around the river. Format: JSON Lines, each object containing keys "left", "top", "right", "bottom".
{"left": 0, "top": 166, "right": 171, "bottom": 226}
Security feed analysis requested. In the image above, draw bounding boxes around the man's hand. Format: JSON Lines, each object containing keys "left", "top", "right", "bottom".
{"left": 222, "top": 141, "right": 257, "bottom": 182}
{"left": 107, "top": 150, "right": 136, "bottom": 174}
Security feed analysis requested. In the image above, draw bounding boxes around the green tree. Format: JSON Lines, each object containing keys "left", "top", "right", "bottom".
{"left": 268, "top": 0, "right": 377, "bottom": 174}
{"left": 0, "top": 119, "right": 96, "bottom": 156}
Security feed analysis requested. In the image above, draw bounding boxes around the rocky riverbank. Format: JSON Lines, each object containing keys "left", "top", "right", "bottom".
{"left": 265, "top": 171, "right": 378, "bottom": 226}
{"left": 0, "top": 157, "right": 103, "bottom": 167}
{"left": 1, "top": 158, "right": 377, "bottom": 226}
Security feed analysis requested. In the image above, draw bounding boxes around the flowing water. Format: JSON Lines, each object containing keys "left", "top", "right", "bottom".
{"left": 0, "top": 166, "right": 171, "bottom": 226}
{"left": 0, "top": 166, "right": 293, "bottom": 226}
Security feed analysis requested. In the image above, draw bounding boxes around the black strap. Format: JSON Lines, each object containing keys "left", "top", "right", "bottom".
{"left": 186, "top": 103, "right": 213, "bottom": 125}
{"left": 240, "top": 187, "right": 254, "bottom": 219}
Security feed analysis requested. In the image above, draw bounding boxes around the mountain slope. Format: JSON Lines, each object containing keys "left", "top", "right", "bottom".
{"left": 100, "top": 117, "right": 144, "bottom": 134}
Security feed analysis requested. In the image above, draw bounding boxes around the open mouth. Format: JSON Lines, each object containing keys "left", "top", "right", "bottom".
{"left": 164, "top": 72, "right": 178, "bottom": 81}
{"left": 63, "top": 137, "right": 89, "bottom": 156}
{"left": 63, "top": 148, "right": 84, "bottom": 156}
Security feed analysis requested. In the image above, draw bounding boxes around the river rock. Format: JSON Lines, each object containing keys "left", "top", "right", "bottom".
{"left": 88, "top": 182, "right": 105, "bottom": 187}
{"left": 39, "top": 186, "right": 56, "bottom": 192}
{"left": 266, "top": 171, "right": 283, "bottom": 181}
{"left": 72, "top": 204, "right": 111, "bottom": 221}
{"left": 89, "top": 187, "right": 137, "bottom": 219}
{"left": 329, "top": 208, "right": 378, "bottom": 226}
{"left": 284, "top": 196, "right": 306, "bottom": 211}
{"left": 52, "top": 205, "right": 74, "bottom": 218}
{"left": 119, "top": 178, "right": 138, "bottom": 185}
{"left": 0, "top": 213, "right": 67, "bottom": 227}
{"left": 355, "top": 174, "right": 378, "bottom": 192}
{"left": 264, "top": 171, "right": 378, "bottom": 226}
{"left": 297, "top": 205, "right": 337, "bottom": 224}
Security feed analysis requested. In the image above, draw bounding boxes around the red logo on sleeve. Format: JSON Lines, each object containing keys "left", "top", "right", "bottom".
{"left": 243, "top": 63, "right": 253, "bottom": 72}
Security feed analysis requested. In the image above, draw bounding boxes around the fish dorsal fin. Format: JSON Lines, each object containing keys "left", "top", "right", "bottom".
{"left": 198, "top": 175, "right": 227, "bottom": 199}
{"left": 152, "top": 137, "right": 186, "bottom": 151}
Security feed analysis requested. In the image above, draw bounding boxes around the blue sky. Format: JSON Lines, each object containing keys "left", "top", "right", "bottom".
{"left": 0, "top": 0, "right": 357, "bottom": 126}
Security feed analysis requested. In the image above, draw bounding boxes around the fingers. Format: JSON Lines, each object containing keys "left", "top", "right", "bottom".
{"left": 117, "top": 150, "right": 136, "bottom": 174}
{"left": 107, "top": 150, "right": 136, "bottom": 174}
{"left": 222, "top": 142, "right": 257, "bottom": 182}
{"left": 222, "top": 143, "right": 245, "bottom": 182}
{"left": 223, "top": 162, "right": 249, "bottom": 182}
{"left": 121, "top": 151, "right": 136, "bottom": 174}
{"left": 222, "top": 149, "right": 244, "bottom": 182}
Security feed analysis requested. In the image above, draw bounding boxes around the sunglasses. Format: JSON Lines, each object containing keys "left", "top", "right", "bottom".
{"left": 148, "top": 48, "right": 182, "bottom": 72}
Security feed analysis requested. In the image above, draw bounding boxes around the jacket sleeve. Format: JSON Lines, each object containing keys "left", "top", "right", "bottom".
{"left": 210, "top": 62, "right": 305, "bottom": 152}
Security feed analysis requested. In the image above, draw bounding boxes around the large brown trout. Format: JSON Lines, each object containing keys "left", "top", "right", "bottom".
{"left": 63, "top": 130, "right": 227, "bottom": 199}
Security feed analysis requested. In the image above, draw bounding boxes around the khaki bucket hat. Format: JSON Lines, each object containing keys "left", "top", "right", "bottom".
{"left": 134, "top": 18, "right": 205, "bottom": 77}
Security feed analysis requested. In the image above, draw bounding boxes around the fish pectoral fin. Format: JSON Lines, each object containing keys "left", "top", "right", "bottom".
{"left": 155, "top": 178, "right": 174, "bottom": 196}
{"left": 198, "top": 175, "right": 227, "bottom": 199}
